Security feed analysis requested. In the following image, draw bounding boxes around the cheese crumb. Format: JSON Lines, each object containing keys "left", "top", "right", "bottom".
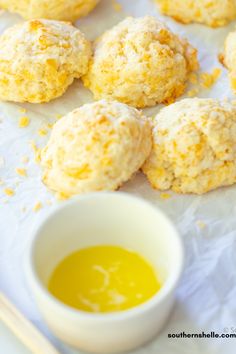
{"left": 4, "top": 188, "right": 15, "bottom": 196}
{"left": 18, "top": 116, "right": 30, "bottom": 128}
{"left": 212, "top": 68, "right": 222, "bottom": 78}
{"left": 187, "top": 88, "right": 199, "bottom": 97}
{"left": 19, "top": 107, "right": 27, "bottom": 114}
{"left": 47, "top": 123, "right": 54, "bottom": 129}
{"left": 112, "top": 0, "right": 122, "bottom": 12}
{"left": 56, "top": 192, "right": 69, "bottom": 201}
{"left": 200, "top": 68, "right": 221, "bottom": 89}
{"left": 160, "top": 192, "right": 171, "bottom": 200}
{"left": 33, "top": 202, "right": 42, "bottom": 212}
{"left": 38, "top": 128, "right": 48, "bottom": 136}
{"left": 29, "top": 140, "right": 37, "bottom": 152}
{"left": 186, "top": 68, "right": 221, "bottom": 97}
{"left": 21, "top": 156, "right": 29, "bottom": 164}
{"left": 15, "top": 167, "right": 27, "bottom": 177}
{"left": 29, "top": 141, "right": 41, "bottom": 163}
{"left": 189, "top": 73, "right": 198, "bottom": 84}
{"left": 196, "top": 220, "right": 206, "bottom": 229}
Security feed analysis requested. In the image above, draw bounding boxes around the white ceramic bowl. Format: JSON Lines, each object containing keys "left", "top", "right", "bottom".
{"left": 26, "top": 192, "right": 184, "bottom": 353}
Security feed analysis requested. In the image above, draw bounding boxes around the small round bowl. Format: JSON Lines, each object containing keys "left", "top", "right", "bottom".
{"left": 26, "top": 192, "right": 184, "bottom": 353}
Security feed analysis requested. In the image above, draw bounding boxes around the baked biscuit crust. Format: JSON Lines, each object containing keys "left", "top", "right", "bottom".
{"left": 142, "top": 98, "right": 236, "bottom": 194}
{"left": 156, "top": 0, "right": 236, "bottom": 27}
{"left": 0, "top": 19, "right": 91, "bottom": 103}
{"left": 40, "top": 100, "right": 152, "bottom": 198}
{"left": 83, "top": 16, "right": 198, "bottom": 108}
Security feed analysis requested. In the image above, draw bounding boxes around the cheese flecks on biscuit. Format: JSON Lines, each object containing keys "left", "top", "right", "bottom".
{"left": 156, "top": 0, "right": 236, "bottom": 27}
{"left": 82, "top": 16, "right": 198, "bottom": 108}
{"left": 0, "top": 0, "right": 100, "bottom": 22}
{"left": 142, "top": 98, "right": 236, "bottom": 194}
{"left": 40, "top": 100, "right": 152, "bottom": 197}
{"left": 221, "top": 31, "right": 236, "bottom": 95}
{"left": 0, "top": 20, "right": 91, "bottom": 103}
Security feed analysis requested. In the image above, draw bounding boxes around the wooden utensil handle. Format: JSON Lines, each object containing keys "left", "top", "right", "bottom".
{"left": 0, "top": 292, "right": 60, "bottom": 354}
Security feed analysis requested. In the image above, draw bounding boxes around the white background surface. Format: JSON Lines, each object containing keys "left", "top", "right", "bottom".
{"left": 0, "top": 321, "right": 32, "bottom": 354}
{"left": 0, "top": 0, "right": 236, "bottom": 353}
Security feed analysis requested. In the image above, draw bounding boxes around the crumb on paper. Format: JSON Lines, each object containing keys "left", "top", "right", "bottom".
{"left": 196, "top": 220, "right": 206, "bottom": 229}
{"left": 160, "top": 192, "right": 171, "bottom": 200}
{"left": 200, "top": 68, "right": 222, "bottom": 89}
{"left": 35, "top": 150, "right": 41, "bottom": 163}
{"left": 186, "top": 68, "right": 221, "bottom": 97}
{"left": 112, "top": 0, "right": 122, "bottom": 12}
{"left": 187, "top": 88, "right": 199, "bottom": 97}
{"left": 189, "top": 73, "right": 198, "bottom": 84}
{"left": 38, "top": 128, "right": 48, "bottom": 136}
{"left": 15, "top": 167, "right": 27, "bottom": 177}
{"left": 21, "top": 156, "right": 29, "bottom": 164}
{"left": 47, "top": 123, "right": 54, "bottom": 129}
{"left": 149, "top": 115, "right": 156, "bottom": 122}
{"left": 56, "top": 114, "right": 62, "bottom": 119}
{"left": 19, "top": 107, "right": 27, "bottom": 114}
{"left": 56, "top": 192, "right": 69, "bottom": 201}
{"left": 33, "top": 201, "right": 42, "bottom": 212}
{"left": 29, "top": 140, "right": 41, "bottom": 163}
{"left": 21, "top": 206, "right": 27, "bottom": 213}
{"left": 29, "top": 140, "right": 38, "bottom": 152}
{"left": 18, "top": 116, "right": 30, "bottom": 128}
{"left": 4, "top": 188, "right": 15, "bottom": 197}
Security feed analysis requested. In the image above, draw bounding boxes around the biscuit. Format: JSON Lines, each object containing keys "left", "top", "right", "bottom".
{"left": 0, "top": 20, "right": 91, "bottom": 103}
{"left": 156, "top": 0, "right": 236, "bottom": 27}
{"left": 40, "top": 100, "right": 152, "bottom": 198}
{"left": 221, "top": 31, "right": 236, "bottom": 94}
{"left": 82, "top": 16, "right": 198, "bottom": 108}
{"left": 0, "top": 0, "right": 100, "bottom": 22}
{"left": 142, "top": 98, "right": 236, "bottom": 194}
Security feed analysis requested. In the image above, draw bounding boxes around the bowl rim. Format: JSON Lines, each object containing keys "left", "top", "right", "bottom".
{"left": 26, "top": 191, "right": 185, "bottom": 322}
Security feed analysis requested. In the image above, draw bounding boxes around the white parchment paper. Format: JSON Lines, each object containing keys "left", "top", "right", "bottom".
{"left": 0, "top": 1, "right": 236, "bottom": 353}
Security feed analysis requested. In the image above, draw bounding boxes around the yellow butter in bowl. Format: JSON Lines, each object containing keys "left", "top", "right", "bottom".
{"left": 48, "top": 245, "right": 161, "bottom": 313}
{"left": 27, "top": 192, "right": 184, "bottom": 353}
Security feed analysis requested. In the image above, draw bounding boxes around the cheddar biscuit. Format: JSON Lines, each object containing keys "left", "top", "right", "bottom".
{"left": 0, "top": 20, "right": 91, "bottom": 103}
{"left": 0, "top": 0, "right": 100, "bottom": 22}
{"left": 142, "top": 98, "right": 236, "bottom": 194}
{"left": 82, "top": 16, "right": 198, "bottom": 108}
{"left": 156, "top": 0, "right": 236, "bottom": 27}
{"left": 221, "top": 31, "right": 236, "bottom": 94}
{"left": 40, "top": 100, "right": 152, "bottom": 197}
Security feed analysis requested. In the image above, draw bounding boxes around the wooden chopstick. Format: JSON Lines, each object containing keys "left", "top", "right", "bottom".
{"left": 0, "top": 292, "right": 60, "bottom": 354}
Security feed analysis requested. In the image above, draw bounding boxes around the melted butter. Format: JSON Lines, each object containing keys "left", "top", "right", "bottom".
{"left": 48, "top": 245, "right": 161, "bottom": 313}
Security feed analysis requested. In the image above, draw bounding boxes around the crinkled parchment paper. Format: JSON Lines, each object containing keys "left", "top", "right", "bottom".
{"left": 0, "top": 1, "right": 236, "bottom": 353}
